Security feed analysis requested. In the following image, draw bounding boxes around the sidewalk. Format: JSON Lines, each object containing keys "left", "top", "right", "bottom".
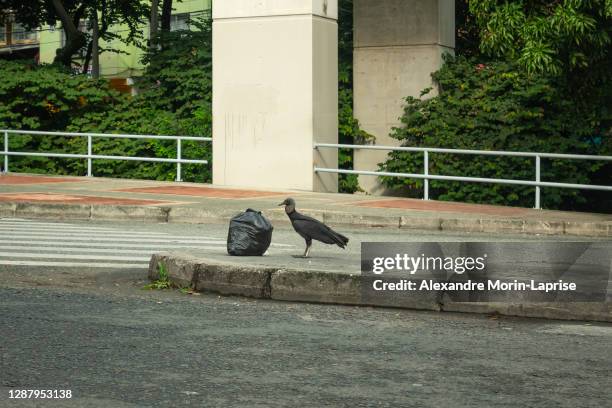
{"left": 2, "top": 173, "right": 611, "bottom": 321}
{"left": 0, "top": 173, "right": 610, "bottom": 237}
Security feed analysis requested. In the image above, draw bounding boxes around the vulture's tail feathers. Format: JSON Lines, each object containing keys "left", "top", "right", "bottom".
{"left": 330, "top": 230, "right": 349, "bottom": 249}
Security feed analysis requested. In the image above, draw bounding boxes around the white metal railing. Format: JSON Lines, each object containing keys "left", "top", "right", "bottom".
{"left": 314, "top": 143, "right": 612, "bottom": 209}
{"left": 1, "top": 129, "right": 212, "bottom": 182}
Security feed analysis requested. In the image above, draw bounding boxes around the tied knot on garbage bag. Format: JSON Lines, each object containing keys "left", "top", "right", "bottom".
{"left": 227, "top": 209, "right": 274, "bottom": 256}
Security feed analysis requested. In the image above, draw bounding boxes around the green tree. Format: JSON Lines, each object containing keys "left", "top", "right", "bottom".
{"left": 138, "top": 15, "right": 212, "bottom": 122}
{"left": 81, "top": 0, "right": 150, "bottom": 75}
{"left": 378, "top": 1, "right": 611, "bottom": 211}
{"left": 469, "top": 0, "right": 612, "bottom": 76}
{"left": 378, "top": 56, "right": 610, "bottom": 210}
{"left": 469, "top": 1, "right": 612, "bottom": 134}
{"left": 1, "top": 0, "right": 148, "bottom": 68}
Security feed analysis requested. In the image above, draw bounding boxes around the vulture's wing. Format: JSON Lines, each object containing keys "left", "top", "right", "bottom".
{"left": 291, "top": 213, "right": 348, "bottom": 247}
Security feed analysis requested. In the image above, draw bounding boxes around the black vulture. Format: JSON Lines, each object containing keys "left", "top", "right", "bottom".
{"left": 279, "top": 198, "right": 349, "bottom": 258}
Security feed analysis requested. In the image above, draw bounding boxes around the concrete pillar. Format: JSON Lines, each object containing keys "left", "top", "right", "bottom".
{"left": 353, "top": 0, "right": 455, "bottom": 194}
{"left": 212, "top": 0, "right": 338, "bottom": 192}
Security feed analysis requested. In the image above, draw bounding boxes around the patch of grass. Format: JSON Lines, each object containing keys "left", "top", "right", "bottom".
{"left": 144, "top": 262, "right": 172, "bottom": 290}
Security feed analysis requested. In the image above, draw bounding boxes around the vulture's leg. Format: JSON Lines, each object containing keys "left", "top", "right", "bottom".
{"left": 292, "top": 239, "right": 312, "bottom": 258}
{"left": 304, "top": 239, "right": 312, "bottom": 258}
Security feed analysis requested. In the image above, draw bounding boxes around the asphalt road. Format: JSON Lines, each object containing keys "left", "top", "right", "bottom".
{"left": 1, "top": 286, "right": 611, "bottom": 408}
{"left": 0, "top": 218, "right": 611, "bottom": 407}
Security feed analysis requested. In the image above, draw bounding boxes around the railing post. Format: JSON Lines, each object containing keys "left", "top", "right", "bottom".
{"left": 87, "top": 134, "right": 92, "bottom": 177}
{"left": 3, "top": 131, "right": 8, "bottom": 173}
{"left": 176, "top": 138, "right": 182, "bottom": 182}
{"left": 424, "top": 150, "right": 429, "bottom": 200}
{"left": 535, "top": 155, "right": 541, "bottom": 209}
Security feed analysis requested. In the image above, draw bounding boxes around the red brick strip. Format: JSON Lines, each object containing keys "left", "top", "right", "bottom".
{"left": 0, "top": 174, "right": 84, "bottom": 185}
{"left": 116, "top": 186, "right": 284, "bottom": 199}
{"left": 0, "top": 193, "right": 169, "bottom": 206}
{"left": 353, "top": 198, "right": 530, "bottom": 216}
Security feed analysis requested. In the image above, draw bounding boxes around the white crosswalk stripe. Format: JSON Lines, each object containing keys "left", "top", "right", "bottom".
{"left": 0, "top": 260, "right": 149, "bottom": 269}
{"left": 2, "top": 240, "right": 225, "bottom": 249}
{"left": 0, "top": 223, "right": 163, "bottom": 233}
{"left": 0, "top": 245, "right": 229, "bottom": 254}
{"left": 1, "top": 233, "right": 227, "bottom": 243}
{"left": 0, "top": 218, "right": 293, "bottom": 269}
{"left": 0, "top": 252, "right": 150, "bottom": 261}
{"left": 0, "top": 225, "right": 207, "bottom": 237}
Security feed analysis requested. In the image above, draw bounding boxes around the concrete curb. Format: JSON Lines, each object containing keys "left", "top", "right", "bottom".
{"left": 1, "top": 201, "right": 611, "bottom": 237}
{"left": 149, "top": 253, "right": 612, "bottom": 322}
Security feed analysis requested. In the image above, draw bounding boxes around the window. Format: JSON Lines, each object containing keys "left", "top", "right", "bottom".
{"left": 170, "top": 13, "right": 190, "bottom": 31}
{"left": 0, "top": 16, "right": 38, "bottom": 47}
{"left": 11, "top": 22, "right": 37, "bottom": 44}
{"left": 169, "top": 10, "right": 211, "bottom": 32}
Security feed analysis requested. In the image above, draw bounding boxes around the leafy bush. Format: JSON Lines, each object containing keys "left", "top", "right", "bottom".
{"left": 379, "top": 55, "right": 611, "bottom": 210}
{"left": 0, "top": 60, "right": 122, "bottom": 130}
{"left": 68, "top": 99, "right": 211, "bottom": 182}
{"left": 0, "top": 59, "right": 125, "bottom": 175}
{"left": 0, "top": 17, "right": 213, "bottom": 183}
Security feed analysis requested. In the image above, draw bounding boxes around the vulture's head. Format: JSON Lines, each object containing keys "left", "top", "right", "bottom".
{"left": 278, "top": 197, "right": 296, "bottom": 214}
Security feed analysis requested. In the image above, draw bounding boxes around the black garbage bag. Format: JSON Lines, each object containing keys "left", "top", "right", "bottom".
{"left": 227, "top": 209, "right": 273, "bottom": 256}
